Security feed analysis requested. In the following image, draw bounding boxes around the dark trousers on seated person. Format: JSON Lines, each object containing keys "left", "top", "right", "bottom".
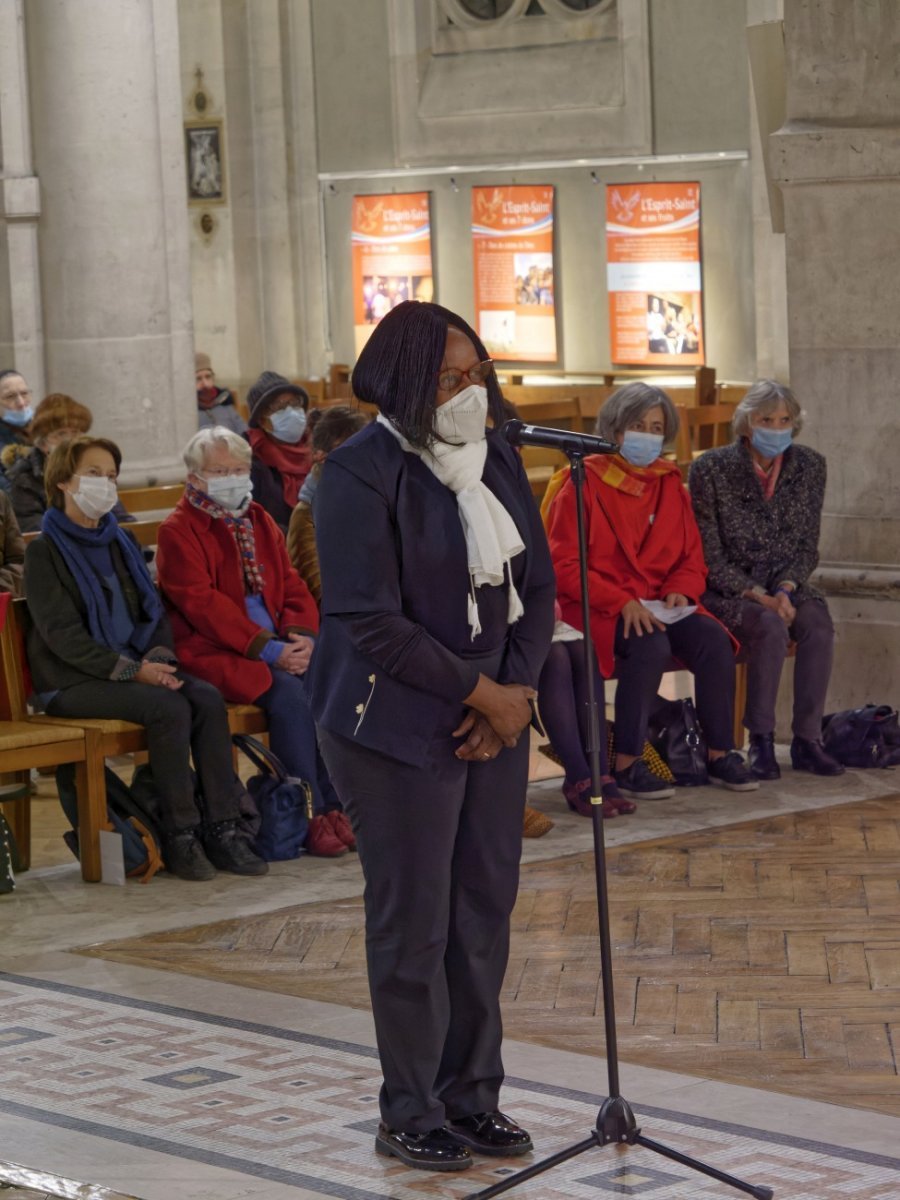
{"left": 613, "top": 613, "right": 735, "bottom": 756}
{"left": 254, "top": 669, "right": 339, "bottom": 812}
{"left": 46, "top": 672, "right": 244, "bottom": 832}
{"left": 318, "top": 726, "right": 529, "bottom": 1135}
{"left": 734, "top": 598, "right": 834, "bottom": 740}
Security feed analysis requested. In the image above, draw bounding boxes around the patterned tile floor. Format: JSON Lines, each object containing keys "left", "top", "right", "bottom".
{"left": 1, "top": 972, "right": 899, "bottom": 1199}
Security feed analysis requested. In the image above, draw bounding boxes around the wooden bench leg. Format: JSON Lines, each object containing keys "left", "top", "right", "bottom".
{"left": 733, "top": 661, "right": 748, "bottom": 751}
{"left": 75, "top": 731, "right": 108, "bottom": 883}
{"left": 0, "top": 775, "right": 31, "bottom": 871}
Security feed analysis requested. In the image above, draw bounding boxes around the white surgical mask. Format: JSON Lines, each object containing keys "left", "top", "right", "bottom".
{"left": 205, "top": 473, "right": 253, "bottom": 513}
{"left": 433, "top": 384, "right": 488, "bottom": 446}
{"left": 269, "top": 406, "right": 307, "bottom": 444}
{"left": 620, "top": 430, "right": 664, "bottom": 468}
{"left": 71, "top": 475, "right": 118, "bottom": 520}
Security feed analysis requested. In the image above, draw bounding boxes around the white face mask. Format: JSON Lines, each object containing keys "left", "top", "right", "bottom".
{"left": 433, "top": 384, "right": 488, "bottom": 446}
{"left": 71, "top": 475, "right": 118, "bottom": 521}
{"left": 204, "top": 473, "right": 253, "bottom": 513}
{"left": 269, "top": 406, "right": 307, "bottom": 444}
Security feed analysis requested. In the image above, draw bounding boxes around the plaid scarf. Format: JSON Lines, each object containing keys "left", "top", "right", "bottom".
{"left": 186, "top": 483, "right": 264, "bottom": 596}
{"left": 585, "top": 453, "right": 678, "bottom": 496}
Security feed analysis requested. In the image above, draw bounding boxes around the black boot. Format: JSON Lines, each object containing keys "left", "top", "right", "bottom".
{"left": 202, "top": 820, "right": 269, "bottom": 876}
{"left": 748, "top": 732, "right": 780, "bottom": 780}
{"left": 790, "top": 736, "right": 845, "bottom": 776}
{"left": 163, "top": 830, "right": 216, "bottom": 881}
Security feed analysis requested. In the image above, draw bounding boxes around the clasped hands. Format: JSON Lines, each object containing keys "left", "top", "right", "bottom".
{"left": 453, "top": 676, "right": 536, "bottom": 763}
{"left": 275, "top": 632, "right": 315, "bottom": 675}
{"left": 620, "top": 593, "right": 689, "bottom": 638}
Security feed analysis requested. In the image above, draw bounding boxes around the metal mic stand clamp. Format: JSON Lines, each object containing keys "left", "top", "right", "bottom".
{"left": 466, "top": 450, "right": 774, "bottom": 1200}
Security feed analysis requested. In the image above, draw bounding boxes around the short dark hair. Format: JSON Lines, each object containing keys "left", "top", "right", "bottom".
{"left": 350, "top": 301, "right": 506, "bottom": 449}
{"left": 311, "top": 405, "right": 368, "bottom": 456}
{"left": 45, "top": 435, "right": 122, "bottom": 510}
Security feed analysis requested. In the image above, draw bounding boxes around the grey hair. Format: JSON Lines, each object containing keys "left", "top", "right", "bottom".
{"left": 732, "top": 379, "right": 803, "bottom": 440}
{"left": 594, "top": 382, "right": 680, "bottom": 443}
{"left": 182, "top": 426, "right": 252, "bottom": 474}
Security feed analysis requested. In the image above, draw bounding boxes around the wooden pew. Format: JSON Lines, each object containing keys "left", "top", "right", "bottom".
{"left": 118, "top": 483, "right": 184, "bottom": 514}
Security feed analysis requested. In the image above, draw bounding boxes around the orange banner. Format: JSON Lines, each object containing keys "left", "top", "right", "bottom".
{"left": 472, "top": 185, "right": 556, "bottom": 363}
{"left": 352, "top": 193, "right": 433, "bottom": 355}
{"left": 606, "top": 182, "right": 704, "bottom": 366}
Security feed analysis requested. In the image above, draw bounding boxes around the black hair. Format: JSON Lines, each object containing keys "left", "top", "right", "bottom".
{"left": 350, "top": 301, "right": 506, "bottom": 449}
{"left": 312, "top": 405, "right": 368, "bottom": 456}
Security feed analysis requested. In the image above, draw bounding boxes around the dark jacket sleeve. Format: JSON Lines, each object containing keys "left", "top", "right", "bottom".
{"left": 8, "top": 464, "right": 46, "bottom": 535}
{"left": 24, "top": 538, "right": 137, "bottom": 681}
{"left": 315, "top": 457, "right": 480, "bottom": 703}
{"left": 496, "top": 453, "right": 555, "bottom": 689}
{"left": 768, "top": 452, "right": 825, "bottom": 588}
{"left": 0, "top": 491, "right": 25, "bottom": 596}
{"left": 689, "top": 455, "right": 758, "bottom": 597}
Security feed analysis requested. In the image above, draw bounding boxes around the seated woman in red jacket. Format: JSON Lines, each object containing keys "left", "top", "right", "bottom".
{"left": 546, "top": 383, "right": 758, "bottom": 800}
{"left": 156, "top": 427, "right": 350, "bottom": 856}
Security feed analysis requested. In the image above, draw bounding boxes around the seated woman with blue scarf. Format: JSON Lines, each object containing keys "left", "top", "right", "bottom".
{"left": 23, "top": 435, "right": 267, "bottom": 882}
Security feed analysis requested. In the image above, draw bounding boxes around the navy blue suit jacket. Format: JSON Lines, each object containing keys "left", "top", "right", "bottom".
{"left": 308, "top": 422, "right": 555, "bottom": 768}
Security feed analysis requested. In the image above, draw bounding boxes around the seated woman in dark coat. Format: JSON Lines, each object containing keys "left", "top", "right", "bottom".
{"left": 244, "top": 371, "right": 313, "bottom": 534}
{"left": 689, "top": 380, "right": 842, "bottom": 778}
{"left": 24, "top": 435, "right": 268, "bottom": 882}
{"left": 546, "top": 383, "right": 758, "bottom": 799}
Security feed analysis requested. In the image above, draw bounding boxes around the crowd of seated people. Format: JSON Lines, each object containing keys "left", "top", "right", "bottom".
{"left": 0, "top": 353, "right": 842, "bottom": 883}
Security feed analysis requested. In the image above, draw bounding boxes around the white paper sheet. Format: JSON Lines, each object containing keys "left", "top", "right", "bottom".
{"left": 640, "top": 599, "right": 698, "bottom": 625}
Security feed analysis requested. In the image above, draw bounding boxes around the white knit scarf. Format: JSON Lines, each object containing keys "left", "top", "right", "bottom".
{"left": 377, "top": 413, "right": 524, "bottom": 639}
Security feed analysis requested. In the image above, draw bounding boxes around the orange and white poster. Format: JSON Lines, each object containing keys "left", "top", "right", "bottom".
{"left": 472, "top": 185, "right": 556, "bottom": 363}
{"left": 352, "top": 193, "right": 433, "bottom": 355}
{"left": 606, "top": 182, "right": 704, "bottom": 366}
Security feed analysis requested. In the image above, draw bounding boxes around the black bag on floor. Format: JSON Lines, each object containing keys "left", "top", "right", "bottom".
{"left": 231, "top": 734, "right": 313, "bottom": 861}
{"left": 647, "top": 696, "right": 709, "bottom": 786}
{"left": 821, "top": 705, "right": 900, "bottom": 768}
{"left": 56, "top": 762, "right": 164, "bottom": 881}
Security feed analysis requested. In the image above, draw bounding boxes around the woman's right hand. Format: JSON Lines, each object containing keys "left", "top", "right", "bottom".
{"left": 464, "top": 677, "right": 535, "bottom": 745}
{"left": 135, "top": 661, "right": 182, "bottom": 689}
{"left": 621, "top": 599, "right": 664, "bottom": 638}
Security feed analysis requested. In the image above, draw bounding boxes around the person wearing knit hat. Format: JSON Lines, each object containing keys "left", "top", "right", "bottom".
{"left": 5, "top": 393, "right": 130, "bottom": 533}
{"left": 196, "top": 351, "right": 247, "bottom": 436}
{"left": 245, "top": 370, "right": 313, "bottom": 534}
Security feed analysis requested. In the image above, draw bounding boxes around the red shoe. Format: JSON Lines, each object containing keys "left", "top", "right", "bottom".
{"left": 325, "top": 809, "right": 356, "bottom": 851}
{"left": 306, "top": 814, "right": 349, "bottom": 857}
{"left": 562, "top": 778, "right": 617, "bottom": 819}
{"left": 602, "top": 777, "right": 636, "bottom": 815}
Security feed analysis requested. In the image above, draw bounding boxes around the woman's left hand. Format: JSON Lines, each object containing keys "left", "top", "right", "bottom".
{"left": 664, "top": 593, "right": 690, "bottom": 608}
{"left": 452, "top": 709, "right": 506, "bottom": 762}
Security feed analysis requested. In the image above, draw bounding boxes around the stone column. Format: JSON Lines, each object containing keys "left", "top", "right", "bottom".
{"left": 25, "top": 0, "right": 196, "bottom": 483}
{"left": 770, "top": 0, "right": 900, "bottom": 716}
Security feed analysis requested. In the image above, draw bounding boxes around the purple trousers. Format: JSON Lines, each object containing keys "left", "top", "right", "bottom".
{"left": 734, "top": 598, "right": 834, "bottom": 740}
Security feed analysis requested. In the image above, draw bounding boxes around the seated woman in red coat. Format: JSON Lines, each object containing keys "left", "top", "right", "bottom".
{"left": 156, "top": 427, "right": 350, "bottom": 856}
{"left": 545, "top": 383, "right": 758, "bottom": 800}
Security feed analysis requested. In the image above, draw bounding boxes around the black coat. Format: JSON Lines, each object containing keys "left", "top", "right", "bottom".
{"left": 688, "top": 439, "right": 826, "bottom": 631}
{"left": 309, "top": 423, "right": 556, "bottom": 768}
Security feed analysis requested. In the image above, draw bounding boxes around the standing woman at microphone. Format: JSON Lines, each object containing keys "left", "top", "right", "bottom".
{"left": 310, "top": 301, "right": 555, "bottom": 1172}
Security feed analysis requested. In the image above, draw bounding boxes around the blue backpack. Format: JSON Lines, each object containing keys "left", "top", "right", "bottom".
{"left": 56, "top": 762, "right": 164, "bottom": 883}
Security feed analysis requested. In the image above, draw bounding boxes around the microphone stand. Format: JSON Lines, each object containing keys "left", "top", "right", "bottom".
{"left": 466, "top": 449, "right": 773, "bottom": 1200}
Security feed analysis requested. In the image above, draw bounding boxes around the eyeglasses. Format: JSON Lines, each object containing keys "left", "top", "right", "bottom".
{"left": 436, "top": 360, "right": 493, "bottom": 393}
{"left": 202, "top": 468, "right": 250, "bottom": 479}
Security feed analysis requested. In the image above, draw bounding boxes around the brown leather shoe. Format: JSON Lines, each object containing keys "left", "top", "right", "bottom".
{"left": 523, "top": 805, "right": 554, "bottom": 838}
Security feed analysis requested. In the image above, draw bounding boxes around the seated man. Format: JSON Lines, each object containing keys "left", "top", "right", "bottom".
{"left": 156, "top": 427, "right": 352, "bottom": 857}
{"left": 196, "top": 352, "right": 247, "bottom": 434}
{"left": 0, "top": 369, "right": 34, "bottom": 488}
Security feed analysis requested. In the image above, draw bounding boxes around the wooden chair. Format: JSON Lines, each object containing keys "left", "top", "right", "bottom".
{"left": 294, "top": 378, "right": 328, "bottom": 405}
{"left": 22, "top": 518, "right": 164, "bottom": 550}
{"left": 117, "top": 483, "right": 185, "bottom": 515}
{"left": 501, "top": 385, "right": 581, "bottom": 429}
{"left": 7, "top": 598, "right": 266, "bottom": 880}
{"left": 673, "top": 403, "right": 738, "bottom": 478}
{"left": 328, "top": 363, "right": 352, "bottom": 400}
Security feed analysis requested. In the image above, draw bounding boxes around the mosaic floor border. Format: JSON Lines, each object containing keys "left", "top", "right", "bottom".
{"left": 1, "top": 972, "right": 899, "bottom": 1199}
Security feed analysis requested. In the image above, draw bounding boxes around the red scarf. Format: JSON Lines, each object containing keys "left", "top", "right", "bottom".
{"left": 752, "top": 452, "right": 783, "bottom": 500}
{"left": 247, "top": 427, "right": 312, "bottom": 510}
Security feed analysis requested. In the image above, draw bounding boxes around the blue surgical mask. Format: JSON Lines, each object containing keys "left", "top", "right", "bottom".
{"left": 3, "top": 406, "right": 33, "bottom": 428}
{"left": 269, "top": 406, "right": 307, "bottom": 444}
{"left": 750, "top": 427, "right": 793, "bottom": 458}
{"left": 620, "top": 430, "right": 664, "bottom": 468}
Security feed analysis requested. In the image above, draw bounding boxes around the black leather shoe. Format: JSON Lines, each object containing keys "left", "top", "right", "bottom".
{"left": 202, "top": 820, "right": 269, "bottom": 876}
{"left": 375, "top": 1124, "right": 472, "bottom": 1171}
{"left": 748, "top": 732, "right": 781, "bottom": 780}
{"left": 790, "top": 736, "right": 845, "bottom": 776}
{"left": 446, "top": 1111, "right": 534, "bottom": 1157}
{"left": 163, "top": 830, "right": 216, "bottom": 881}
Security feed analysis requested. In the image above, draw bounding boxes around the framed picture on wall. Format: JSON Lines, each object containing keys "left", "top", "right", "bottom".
{"left": 185, "top": 120, "right": 226, "bottom": 204}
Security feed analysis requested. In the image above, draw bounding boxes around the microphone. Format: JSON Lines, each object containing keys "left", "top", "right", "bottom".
{"left": 501, "top": 418, "right": 619, "bottom": 457}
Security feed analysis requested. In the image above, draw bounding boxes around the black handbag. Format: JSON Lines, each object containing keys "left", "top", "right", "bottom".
{"left": 647, "top": 696, "right": 709, "bottom": 786}
{"left": 231, "top": 734, "right": 314, "bottom": 861}
{"left": 821, "top": 705, "right": 900, "bottom": 768}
